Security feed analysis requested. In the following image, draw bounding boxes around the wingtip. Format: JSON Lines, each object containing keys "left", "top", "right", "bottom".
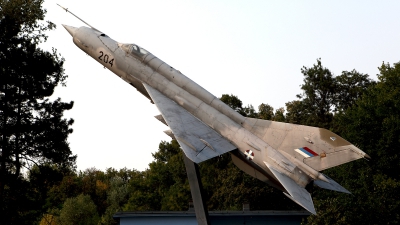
{"left": 283, "top": 192, "right": 316, "bottom": 215}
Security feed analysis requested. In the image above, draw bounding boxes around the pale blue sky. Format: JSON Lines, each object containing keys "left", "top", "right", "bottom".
{"left": 41, "top": 1, "right": 400, "bottom": 171}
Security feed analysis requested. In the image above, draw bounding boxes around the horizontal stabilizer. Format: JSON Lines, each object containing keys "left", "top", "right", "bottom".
{"left": 266, "top": 163, "right": 316, "bottom": 215}
{"left": 314, "top": 174, "right": 351, "bottom": 194}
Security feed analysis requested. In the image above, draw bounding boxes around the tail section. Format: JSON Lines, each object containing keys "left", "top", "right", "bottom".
{"left": 242, "top": 118, "right": 370, "bottom": 171}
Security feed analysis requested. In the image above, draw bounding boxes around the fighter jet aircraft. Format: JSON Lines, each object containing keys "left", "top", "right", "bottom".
{"left": 58, "top": 5, "right": 370, "bottom": 214}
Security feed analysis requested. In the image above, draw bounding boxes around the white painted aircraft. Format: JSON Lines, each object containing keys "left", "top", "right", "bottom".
{"left": 59, "top": 5, "right": 369, "bottom": 214}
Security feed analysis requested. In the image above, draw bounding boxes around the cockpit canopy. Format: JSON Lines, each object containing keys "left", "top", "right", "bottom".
{"left": 120, "top": 43, "right": 149, "bottom": 58}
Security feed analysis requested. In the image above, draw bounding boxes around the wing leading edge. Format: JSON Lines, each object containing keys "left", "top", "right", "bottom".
{"left": 143, "top": 84, "right": 237, "bottom": 163}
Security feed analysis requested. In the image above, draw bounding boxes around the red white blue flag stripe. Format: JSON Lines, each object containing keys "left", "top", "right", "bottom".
{"left": 295, "top": 147, "right": 319, "bottom": 158}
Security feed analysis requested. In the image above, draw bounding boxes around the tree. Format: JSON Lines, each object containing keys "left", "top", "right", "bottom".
{"left": 336, "top": 62, "right": 400, "bottom": 176}
{"left": 334, "top": 70, "right": 375, "bottom": 112}
{"left": 219, "top": 94, "right": 260, "bottom": 118}
{"left": 123, "top": 140, "right": 191, "bottom": 211}
{"left": 220, "top": 94, "right": 244, "bottom": 114}
{"left": 304, "top": 62, "right": 400, "bottom": 224}
{"left": 99, "top": 177, "right": 129, "bottom": 225}
{"left": 285, "top": 100, "right": 307, "bottom": 124}
{"left": 27, "top": 164, "right": 72, "bottom": 223}
{"left": 58, "top": 194, "right": 99, "bottom": 225}
{"left": 242, "top": 104, "right": 258, "bottom": 118}
{"left": 273, "top": 107, "right": 285, "bottom": 122}
{"left": 258, "top": 103, "right": 274, "bottom": 120}
{"left": 296, "top": 59, "right": 336, "bottom": 128}
{"left": 0, "top": 0, "right": 75, "bottom": 222}
{"left": 78, "top": 168, "right": 109, "bottom": 215}
{"left": 294, "top": 59, "right": 375, "bottom": 129}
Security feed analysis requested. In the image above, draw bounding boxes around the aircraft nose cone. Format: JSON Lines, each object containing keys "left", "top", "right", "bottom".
{"left": 62, "top": 24, "right": 78, "bottom": 37}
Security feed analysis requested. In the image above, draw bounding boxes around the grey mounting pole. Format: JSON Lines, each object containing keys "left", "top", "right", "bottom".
{"left": 183, "top": 154, "right": 211, "bottom": 225}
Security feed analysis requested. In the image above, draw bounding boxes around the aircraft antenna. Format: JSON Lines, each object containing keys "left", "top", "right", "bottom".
{"left": 57, "top": 4, "right": 102, "bottom": 33}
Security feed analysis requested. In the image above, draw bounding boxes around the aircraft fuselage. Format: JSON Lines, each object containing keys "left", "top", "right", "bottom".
{"left": 70, "top": 26, "right": 311, "bottom": 191}
{"left": 63, "top": 23, "right": 369, "bottom": 214}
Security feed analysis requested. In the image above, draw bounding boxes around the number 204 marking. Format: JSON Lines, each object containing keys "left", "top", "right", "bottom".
{"left": 98, "top": 51, "right": 114, "bottom": 67}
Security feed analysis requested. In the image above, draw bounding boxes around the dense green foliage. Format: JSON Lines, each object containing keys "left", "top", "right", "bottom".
{"left": 58, "top": 194, "right": 99, "bottom": 225}
{"left": 0, "top": 0, "right": 75, "bottom": 224}
{"left": 304, "top": 62, "right": 400, "bottom": 225}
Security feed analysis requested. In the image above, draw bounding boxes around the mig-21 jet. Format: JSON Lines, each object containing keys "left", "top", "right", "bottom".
{"left": 58, "top": 5, "right": 370, "bottom": 215}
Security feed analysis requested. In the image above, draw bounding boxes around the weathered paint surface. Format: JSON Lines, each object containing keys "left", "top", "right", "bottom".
{"left": 60, "top": 14, "right": 369, "bottom": 214}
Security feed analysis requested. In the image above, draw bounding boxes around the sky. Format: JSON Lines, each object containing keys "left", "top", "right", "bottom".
{"left": 40, "top": 1, "right": 400, "bottom": 172}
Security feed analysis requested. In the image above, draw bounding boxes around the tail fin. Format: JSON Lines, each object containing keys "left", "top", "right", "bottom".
{"left": 242, "top": 118, "right": 370, "bottom": 171}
